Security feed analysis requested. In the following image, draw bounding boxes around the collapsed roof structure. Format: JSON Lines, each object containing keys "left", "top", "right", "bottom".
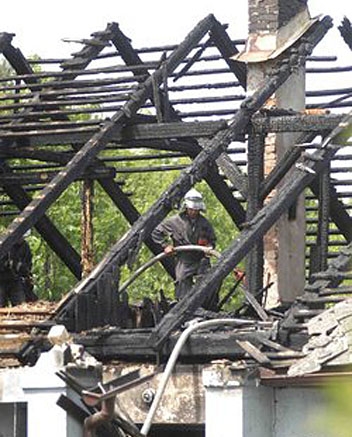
{"left": 1, "top": 1, "right": 352, "bottom": 436}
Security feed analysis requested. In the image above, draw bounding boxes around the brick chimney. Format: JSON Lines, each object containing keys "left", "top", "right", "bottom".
{"left": 238, "top": 0, "right": 312, "bottom": 307}
{"left": 248, "top": 0, "right": 308, "bottom": 34}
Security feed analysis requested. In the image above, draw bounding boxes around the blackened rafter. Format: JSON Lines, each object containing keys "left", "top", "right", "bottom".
{"left": 208, "top": 19, "right": 247, "bottom": 88}
{"left": 338, "top": 17, "right": 352, "bottom": 51}
{"left": 0, "top": 120, "right": 228, "bottom": 146}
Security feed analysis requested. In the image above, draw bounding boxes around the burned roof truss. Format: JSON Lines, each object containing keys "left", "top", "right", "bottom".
{"left": 0, "top": 12, "right": 352, "bottom": 364}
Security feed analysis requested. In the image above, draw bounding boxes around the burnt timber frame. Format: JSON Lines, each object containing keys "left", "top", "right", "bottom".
{"left": 55, "top": 15, "right": 338, "bottom": 330}
{"left": 0, "top": 15, "right": 248, "bottom": 258}
{"left": 108, "top": 21, "right": 247, "bottom": 223}
{"left": 1, "top": 10, "right": 352, "bottom": 361}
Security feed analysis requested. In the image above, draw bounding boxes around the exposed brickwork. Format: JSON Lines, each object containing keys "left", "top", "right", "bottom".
{"left": 249, "top": 0, "right": 307, "bottom": 33}
{"left": 279, "top": 0, "right": 307, "bottom": 27}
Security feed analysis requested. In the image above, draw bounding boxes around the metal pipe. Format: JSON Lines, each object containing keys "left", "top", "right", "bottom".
{"left": 140, "top": 318, "right": 258, "bottom": 436}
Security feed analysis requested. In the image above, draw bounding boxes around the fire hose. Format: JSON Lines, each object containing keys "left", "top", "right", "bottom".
{"left": 119, "top": 244, "right": 221, "bottom": 294}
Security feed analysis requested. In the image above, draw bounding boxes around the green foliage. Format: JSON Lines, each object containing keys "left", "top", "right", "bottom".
{"left": 310, "top": 382, "right": 352, "bottom": 437}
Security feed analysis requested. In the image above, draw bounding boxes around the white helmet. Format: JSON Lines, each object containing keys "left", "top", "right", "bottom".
{"left": 183, "top": 188, "right": 205, "bottom": 211}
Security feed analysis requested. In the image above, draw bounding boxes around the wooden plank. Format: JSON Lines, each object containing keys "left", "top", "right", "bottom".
{"left": 252, "top": 113, "right": 343, "bottom": 133}
{"left": 75, "top": 329, "right": 272, "bottom": 361}
{"left": 242, "top": 288, "right": 269, "bottom": 321}
{"left": 320, "top": 286, "right": 352, "bottom": 295}
{"left": 236, "top": 340, "right": 271, "bottom": 364}
{"left": 0, "top": 120, "right": 228, "bottom": 144}
{"left": 208, "top": 19, "right": 247, "bottom": 88}
{"left": 309, "top": 177, "right": 352, "bottom": 242}
{"left": 256, "top": 337, "right": 294, "bottom": 352}
{"left": 0, "top": 167, "right": 116, "bottom": 185}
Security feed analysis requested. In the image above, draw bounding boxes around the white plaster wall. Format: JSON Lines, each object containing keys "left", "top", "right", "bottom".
{"left": 24, "top": 387, "right": 67, "bottom": 437}
{"left": 204, "top": 383, "right": 274, "bottom": 437}
{"left": 243, "top": 385, "right": 274, "bottom": 437}
{"left": 205, "top": 387, "right": 244, "bottom": 437}
{"left": 274, "top": 386, "right": 341, "bottom": 437}
{"left": 0, "top": 348, "right": 82, "bottom": 437}
{"left": 21, "top": 348, "right": 67, "bottom": 437}
{"left": 203, "top": 370, "right": 347, "bottom": 437}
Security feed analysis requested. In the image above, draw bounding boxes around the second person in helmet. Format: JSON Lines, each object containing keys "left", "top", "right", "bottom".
{"left": 152, "top": 188, "right": 218, "bottom": 308}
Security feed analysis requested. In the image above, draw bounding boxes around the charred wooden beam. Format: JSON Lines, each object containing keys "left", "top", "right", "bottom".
{"left": 309, "top": 177, "right": 352, "bottom": 242}
{"left": 338, "top": 17, "right": 352, "bottom": 51}
{"left": 121, "top": 120, "right": 228, "bottom": 140}
{"left": 0, "top": 33, "right": 37, "bottom": 82}
{"left": 215, "top": 151, "right": 248, "bottom": 196}
{"left": 0, "top": 147, "right": 73, "bottom": 164}
{"left": 74, "top": 327, "right": 272, "bottom": 361}
{"left": 209, "top": 20, "right": 247, "bottom": 88}
{"left": 0, "top": 147, "right": 186, "bottom": 166}
{"left": 0, "top": 92, "right": 131, "bottom": 112}
{"left": 251, "top": 113, "right": 344, "bottom": 133}
{"left": 0, "top": 75, "right": 141, "bottom": 96}
{"left": 0, "top": 166, "right": 116, "bottom": 185}
{"left": 0, "top": 33, "right": 15, "bottom": 53}
{"left": 81, "top": 179, "right": 95, "bottom": 277}
{"left": 246, "top": 130, "right": 264, "bottom": 296}
{"left": 316, "top": 163, "right": 331, "bottom": 271}
{"left": 0, "top": 119, "right": 221, "bottom": 151}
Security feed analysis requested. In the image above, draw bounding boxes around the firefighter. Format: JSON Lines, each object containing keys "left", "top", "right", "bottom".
{"left": 0, "top": 236, "right": 37, "bottom": 307}
{"left": 152, "top": 188, "right": 218, "bottom": 307}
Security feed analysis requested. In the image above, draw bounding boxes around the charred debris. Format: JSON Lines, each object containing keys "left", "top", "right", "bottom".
{"left": 0, "top": 13, "right": 352, "bottom": 376}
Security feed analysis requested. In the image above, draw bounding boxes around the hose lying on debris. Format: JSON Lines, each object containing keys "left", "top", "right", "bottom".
{"left": 140, "top": 318, "right": 261, "bottom": 436}
{"left": 119, "top": 244, "right": 221, "bottom": 293}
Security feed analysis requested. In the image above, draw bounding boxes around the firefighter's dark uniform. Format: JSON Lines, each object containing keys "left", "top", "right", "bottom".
{"left": 0, "top": 238, "right": 33, "bottom": 307}
{"left": 152, "top": 211, "right": 217, "bottom": 304}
